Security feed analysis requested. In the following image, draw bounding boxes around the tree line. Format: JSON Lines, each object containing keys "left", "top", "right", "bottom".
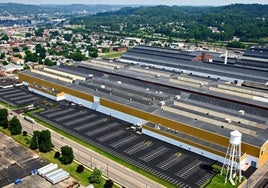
{"left": 71, "top": 4, "right": 268, "bottom": 43}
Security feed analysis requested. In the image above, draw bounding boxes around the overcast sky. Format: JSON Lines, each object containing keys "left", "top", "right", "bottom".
{"left": 1, "top": 0, "right": 267, "bottom": 6}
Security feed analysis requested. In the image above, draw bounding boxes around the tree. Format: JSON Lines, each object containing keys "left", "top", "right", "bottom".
{"left": 50, "top": 30, "right": 59, "bottom": 38}
{"left": 0, "top": 53, "right": 5, "bottom": 59}
{"left": 1, "top": 35, "right": 9, "bottom": 41}
{"left": 2, "top": 61, "right": 8, "bottom": 66}
{"left": 12, "top": 47, "right": 20, "bottom": 53}
{"left": 44, "top": 58, "right": 56, "bottom": 66}
{"left": 35, "top": 44, "right": 46, "bottom": 59}
{"left": 23, "top": 46, "right": 29, "bottom": 51}
{"left": 30, "top": 130, "right": 53, "bottom": 152}
{"left": 76, "top": 164, "right": 84, "bottom": 173}
{"left": 88, "top": 167, "right": 102, "bottom": 184}
{"left": 13, "top": 54, "right": 22, "bottom": 59}
{"left": 91, "top": 52, "right": 98, "bottom": 58}
{"left": 35, "top": 28, "right": 44, "bottom": 37}
{"left": 25, "top": 50, "right": 39, "bottom": 62}
{"left": 0, "top": 118, "right": 8, "bottom": 129}
{"left": 59, "top": 146, "right": 74, "bottom": 165}
{"left": 23, "top": 65, "right": 30, "bottom": 70}
{"left": 87, "top": 45, "right": 98, "bottom": 58}
{"left": 22, "top": 131, "right": 27, "bottom": 136}
{"left": 227, "top": 41, "right": 245, "bottom": 48}
{"left": 30, "top": 131, "right": 40, "bottom": 150}
{"left": 9, "top": 116, "right": 22, "bottom": 135}
{"left": 104, "top": 179, "right": 114, "bottom": 188}
{"left": 0, "top": 108, "right": 8, "bottom": 119}
{"left": 63, "top": 33, "right": 73, "bottom": 41}
{"left": 0, "top": 108, "right": 8, "bottom": 128}
{"left": 54, "top": 151, "right": 60, "bottom": 159}
{"left": 25, "top": 32, "right": 32, "bottom": 38}
{"left": 69, "top": 51, "right": 87, "bottom": 61}
{"left": 38, "top": 130, "right": 53, "bottom": 152}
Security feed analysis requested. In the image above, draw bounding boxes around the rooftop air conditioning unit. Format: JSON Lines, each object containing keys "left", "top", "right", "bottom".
{"left": 175, "top": 95, "right": 181, "bottom": 100}
{"left": 225, "top": 118, "right": 232, "bottom": 124}
{"left": 154, "top": 125, "right": 160, "bottom": 130}
{"left": 239, "top": 110, "right": 245, "bottom": 115}
{"left": 159, "top": 101, "right": 165, "bottom": 106}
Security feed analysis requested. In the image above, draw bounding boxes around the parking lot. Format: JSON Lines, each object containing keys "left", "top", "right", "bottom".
{"left": 35, "top": 103, "right": 216, "bottom": 187}
{"left": 0, "top": 86, "right": 216, "bottom": 187}
{"left": 0, "top": 86, "right": 40, "bottom": 107}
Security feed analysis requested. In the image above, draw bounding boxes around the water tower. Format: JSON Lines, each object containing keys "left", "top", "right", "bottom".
{"left": 221, "top": 130, "right": 242, "bottom": 185}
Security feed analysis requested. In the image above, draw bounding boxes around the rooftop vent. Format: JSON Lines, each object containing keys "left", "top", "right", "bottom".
{"left": 154, "top": 125, "right": 160, "bottom": 130}
{"left": 175, "top": 95, "right": 181, "bottom": 100}
{"left": 225, "top": 118, "right": 232, "bottom": 124}
{"left": 239, "top": 110, "right": 245, "bottom": 115}
{"left": 159, "top": 101, "right": 165, "bottom": 106}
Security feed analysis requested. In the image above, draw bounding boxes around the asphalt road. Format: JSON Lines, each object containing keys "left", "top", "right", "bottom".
{"left": 11, "top": 110, "right": 165, "bottom": 188}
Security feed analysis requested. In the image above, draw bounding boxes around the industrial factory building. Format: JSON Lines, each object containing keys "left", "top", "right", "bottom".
{"left": 18, "top": 45, "right": 268, "bottom": 169}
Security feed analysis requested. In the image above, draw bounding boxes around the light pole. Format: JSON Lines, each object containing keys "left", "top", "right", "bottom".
{"left": 36, "top": 133, "right": 39, "bottom": 153}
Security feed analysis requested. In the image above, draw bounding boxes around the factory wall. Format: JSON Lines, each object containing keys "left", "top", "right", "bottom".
{"left": 94, "top": 101, "right": 147, "bottom": 125}
{"left": 143, "top": 128, "right": 226, "bottom": 163}
{"left": 258, "top": 141, "right": 268, "bottom": 168}
{"left": 100, "top": 98, "right": 260, "bottom": 158}
{"left": 64, "top": 93, "right": 94, "bottom": 109}
{"left": 143, "top": 126, "right": 259, "bottom": 167}
{"left": 28, "top": 87, "right": 58, "bottom": 101}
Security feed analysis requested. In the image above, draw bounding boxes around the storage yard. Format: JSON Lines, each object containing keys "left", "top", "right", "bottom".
{"left": 0, "top": 132, "right": 47, "bottom": 187}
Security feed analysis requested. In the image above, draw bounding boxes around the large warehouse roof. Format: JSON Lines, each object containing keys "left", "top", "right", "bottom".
{"left": 120, "top": 45, "right": 268, "bottom": 83}
{"left": 20, "top": 59, "right": 268, "bottom": 149}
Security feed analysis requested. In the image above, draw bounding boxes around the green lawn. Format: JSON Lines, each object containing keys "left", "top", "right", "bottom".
{"left": 39, "top": 151, "right": 108, "bottom": 187}
{"left": 100, "top": 51, "right": 125, "bottom": 59}
{"left": 202, "top": 165, "right": 245, "bottom": 188}
{"left": 0, "top": 127, "right": 114, "bottom": 187}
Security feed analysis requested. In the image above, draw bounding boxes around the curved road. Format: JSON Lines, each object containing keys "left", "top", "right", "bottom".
{"left": 10, "top": 110, "right": 164, "bottom": 188}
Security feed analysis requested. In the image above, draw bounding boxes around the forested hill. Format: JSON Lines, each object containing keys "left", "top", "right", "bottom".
{"left": 0, "top": 3, "right": 126, "bottom": 16}
{"left": 71, "top": 4, "right": 268, "bottom": 42}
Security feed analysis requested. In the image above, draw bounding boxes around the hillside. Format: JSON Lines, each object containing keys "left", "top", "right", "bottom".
{"left": 71, "top": 4, "right": 268, "bottom": 42}
{"left": 0, "top": 3, "right": 126, "bottom": 16}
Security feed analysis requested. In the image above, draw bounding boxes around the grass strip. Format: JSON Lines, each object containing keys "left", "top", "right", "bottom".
{"left": 0, "top": 127, "right": 116, "bottom": 187}
{"left": 202, "top": 164, "right": 245, "bottom": 188}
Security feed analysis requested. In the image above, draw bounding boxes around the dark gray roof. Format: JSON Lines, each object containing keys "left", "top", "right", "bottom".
{"left": 122, "top": 45, "right": 268, "bottom": 83}
{"left": 243, "top": 47, "right": 268, "bottom": 59}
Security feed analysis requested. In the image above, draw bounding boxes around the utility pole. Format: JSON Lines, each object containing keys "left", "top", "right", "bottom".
{"left": 36, "top": 133, "right": 39, "bottom": 153}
